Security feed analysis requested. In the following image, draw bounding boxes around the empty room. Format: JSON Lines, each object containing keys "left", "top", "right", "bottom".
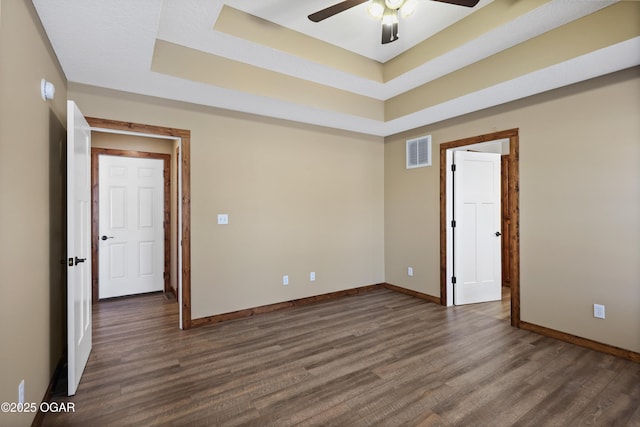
{"left": 0, "top": 0, "right": 639, "bottom": 425}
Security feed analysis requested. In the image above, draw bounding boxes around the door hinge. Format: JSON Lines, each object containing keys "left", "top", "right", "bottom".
{"left": 451, "top": 164, "right": 456, "bottom": 172}
{"left": 452, "top": 276, "right": 457, "bottom": 284}
{"left": 451, "top": 220, "right": 456, "bottom": 228}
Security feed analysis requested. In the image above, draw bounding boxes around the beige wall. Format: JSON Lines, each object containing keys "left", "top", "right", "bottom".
{"left": 0, "top": 0, "right": 68, "bottom": 425}
{"left": 385, "top": 67, "right": 640, "bottom": 353}
{"left": 386, "top": 2, "right": 640, "bottom": 121}
{"left": 69, "top": 85, "right": 385, "bottom": 319}
{"left": 1, "top": 4, "right": 637, "bottom": 424}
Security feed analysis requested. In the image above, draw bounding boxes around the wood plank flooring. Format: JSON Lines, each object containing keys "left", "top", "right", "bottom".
{"left": 43, "top": 288, "right": 640, "bottom": 426}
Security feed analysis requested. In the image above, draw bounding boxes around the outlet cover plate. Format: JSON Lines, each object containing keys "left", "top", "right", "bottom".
{"left": 594, "top": 304, "right": 605, "bottom": 319}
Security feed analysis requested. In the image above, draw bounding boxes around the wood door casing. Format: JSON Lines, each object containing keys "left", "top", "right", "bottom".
{"left": 501, "top": 155, "right": 511, "bottom": 287}
{"left": 173, "top": 145, "right": 180, "bottom": 299}
{"left": 440, "top": 128, "right": 520, "bottom": 327}
{"left": 86, "top": 116, "right": 192, "bottom": 330}
{"left": 92, "top": 148, "right": 171, "bottom": 301}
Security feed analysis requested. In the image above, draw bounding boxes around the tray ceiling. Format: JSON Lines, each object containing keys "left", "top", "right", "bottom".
{"left": 33, "top": 0, "right": 640, "bottom": 136}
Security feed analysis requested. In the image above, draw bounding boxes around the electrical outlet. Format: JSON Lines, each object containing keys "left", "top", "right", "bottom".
{"left": 310, "top": 272, "right": 315, "bottom": 281}
{"left": 594, "top": 304, "right": 605, "bottom": 319}
{"left": 283, "top": 275, "right": 289, "bottom": 286}
{"left": 408, "top": 267, "right": 413, "bottom": 277}
{"left": 217, "top": 214, "right": 228, "bottom": 225}
{"left": 18, "top": 380, "right": 24, "bottom": 404}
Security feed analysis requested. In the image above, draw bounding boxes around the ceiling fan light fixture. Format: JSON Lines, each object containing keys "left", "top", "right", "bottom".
{"left": 308, "top": 0, "right": 480, "bottom": 45}
{"left": 384, "top": 0, "right": 405, "bottom": 11}
{"left": 367, "top": 0, "right": 385, "bottom": 19}
{"left": 381, "top": 8, "right": 398, "bottom": 26}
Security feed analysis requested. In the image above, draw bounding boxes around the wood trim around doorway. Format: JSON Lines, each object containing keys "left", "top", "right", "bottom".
{"left": 439, "top": 128, "right": 520, "bottom": 327}
{"left": 90, "top": 148, "right": 171, "bottom": 302}
{"left": 86, "top": 117, "right": 192, "bottom": 329}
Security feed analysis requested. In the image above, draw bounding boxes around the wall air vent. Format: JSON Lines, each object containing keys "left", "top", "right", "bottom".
{"left": 406, "top": 135, "right": 432, "bottom": 169}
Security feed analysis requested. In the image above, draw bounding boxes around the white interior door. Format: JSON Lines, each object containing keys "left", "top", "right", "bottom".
{"left": 98, "top": 155, "right": 164, "bottom": 299}
{"left": 453, "top": 151, "right": 502, "bottom": 305}
{"left": 67, "top": 101, "right": 92, "bottom": 396}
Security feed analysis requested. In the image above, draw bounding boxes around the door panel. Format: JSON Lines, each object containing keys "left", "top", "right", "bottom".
{"left": 477, "top": 203, "right": 495, "bottom": 282}
{"left": 459, "top": 203, "right": 477, "bottom": 282}
{"left": 67, "top": 100, "right": 92, "bottom": 396}
{"left": 99, "top": 155, "right": 164, "bottom": 299}
{"left": 453, "top": 151, "right": 502, "bottom": 305}
{"left": 109, "top": 244, "right": 126, "bottom": 279}
{"left": 109, "top": 187, "right": 127, "bottom": 228}
{"left": 139, "top": 188, "right": 154, "bottom": 227}
{"left": 139, "top": 241, "right": 155, "bottom": 276}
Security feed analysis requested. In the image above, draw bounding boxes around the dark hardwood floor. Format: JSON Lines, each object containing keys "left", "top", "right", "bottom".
{"left": 43, "top": 288, "right": 640, "bottom": 426}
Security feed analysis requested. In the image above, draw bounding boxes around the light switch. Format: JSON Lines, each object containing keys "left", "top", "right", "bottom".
{"left": 217, "top": 214, "right": 229, "bottom": 225}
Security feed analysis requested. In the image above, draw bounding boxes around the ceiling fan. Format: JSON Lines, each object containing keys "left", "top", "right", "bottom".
{"left": 308, "top": 0, "right": 480, "bottom": 44}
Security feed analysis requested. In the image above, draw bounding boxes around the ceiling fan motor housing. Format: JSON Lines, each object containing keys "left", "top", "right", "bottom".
{"left": 385, "top": 0, "right": 405, "bottom": 10}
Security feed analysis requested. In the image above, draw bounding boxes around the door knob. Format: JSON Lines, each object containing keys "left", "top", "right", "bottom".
{"left": 495, "top": 231, "right": 502, "bottom": 237}
{"left": 101, "top": 235, "right": 115, "bottom": 241}
{"left": 74, "top": 257, "right": 87, "bottom": 265}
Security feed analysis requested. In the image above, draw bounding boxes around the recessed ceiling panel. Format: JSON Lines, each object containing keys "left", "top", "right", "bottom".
{"left": 31, "top": 0, "right": 638, "bottom": 136}
{"left": 223, "top": 0, "right": 495, "bottom": 62}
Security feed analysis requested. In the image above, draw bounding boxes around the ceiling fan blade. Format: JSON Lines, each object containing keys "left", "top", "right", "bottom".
{"left": 308, "top": 0, "right": 369, "bottom": 22}
{"left": 381, "top": 21, "right": 399, "bottom": 44}
{"left": 431, "top": 0, "right": 480, "bottom": 7}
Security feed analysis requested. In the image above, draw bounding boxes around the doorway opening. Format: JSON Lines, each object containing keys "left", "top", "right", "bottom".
{"left": 92, "top": 148, "right": 171, "bottom": 299}
{"left": 439, "top": 129, "right": 520, "bottom": 327}
{"left": 86, "top": 117, "right": 192, "bottom": 330}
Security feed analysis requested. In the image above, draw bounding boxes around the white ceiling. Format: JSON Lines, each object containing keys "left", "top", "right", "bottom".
{"left": 222, "top": 0, "right": 495, "bottom": 63}
{"left": 32, "top": 0, "right": 640, "bottom": 136}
